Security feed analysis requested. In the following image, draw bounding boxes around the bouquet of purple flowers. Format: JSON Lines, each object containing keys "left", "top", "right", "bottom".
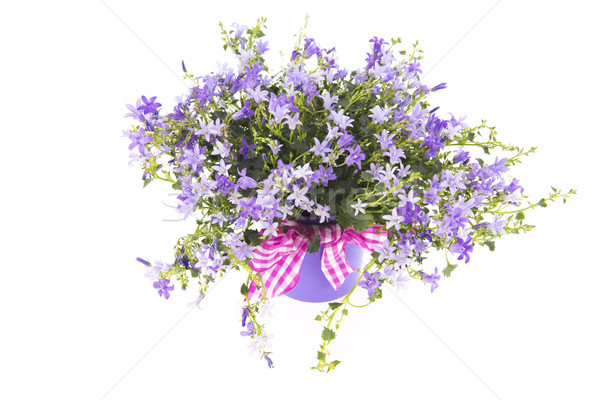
{"left": 124, "top": 18, "right": 574, "bottom": 372}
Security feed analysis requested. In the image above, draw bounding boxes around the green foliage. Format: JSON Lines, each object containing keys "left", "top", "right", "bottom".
{"left": 443, "top": 262, "right": 458, "bottom": 277}
{"left": 321, "top": 327, "right": 336, "bottom": 341}
{"left": 483, "top": 241, "right": 496, "bottom": 251}
{"left": 307, "top": 233, "right": 321, "bottom": 254}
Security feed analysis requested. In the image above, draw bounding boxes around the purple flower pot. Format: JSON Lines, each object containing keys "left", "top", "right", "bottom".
{"left": 284, "top": 216, "right": 365, "bottom": 303}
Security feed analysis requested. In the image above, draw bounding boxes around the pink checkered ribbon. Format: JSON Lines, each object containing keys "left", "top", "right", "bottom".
{"left": 247, "top": 221, "right": 387, "bottom": 300}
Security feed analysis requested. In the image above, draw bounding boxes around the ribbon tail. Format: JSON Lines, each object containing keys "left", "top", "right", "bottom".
{"left": 322, "top": 241, "right": 355, "bottom": 291}
{"left": 249, "top": 237, "right": 309, "bottom": 299}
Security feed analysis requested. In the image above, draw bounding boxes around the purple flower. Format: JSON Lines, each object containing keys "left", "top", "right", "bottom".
{"left": 124, "top": 99, "right": 144, "bottom": 121}
{"left": 285, "top": 113, "right": 303, "bottom": 130}
{"left": 374, "top": 129, "right": 396, "bottom": 150}
{"left": 182, "top": 144, "right": 207, "bottom": 173}
{"left": 256, "top": 40, "right": 270, "bottom": 54}
{"left": 240, "top": 138, "right": 255, "bottom": 161}
{"left": 328, "top": 109, "right": 354, "bottom": 130}
{"left": 321, "top": 90, "right": 338, "bottom": 110}
{"left": 237, "top": 168, "right": 257, "bottom": 190}
{"left": 232, "top": 242, "right": 255, "bottom": 260}
{"left": 232, "top": 101, "right": 255, "bottom": 122}
{"left": 450, "top": 236, "right": 473, "bottom": 263}
{"left": 401, "top": 202, "right": 423, "bottom": 224}
{"left": 318, "top": 165, "right": 336, "bottom": 187}
{"left": 137, "top": 96, "right": 161, "bottom": 115}
{"left": 454, "top": 149, "right": 470, "bottom": 164}
{"left": 423, "top": 187, "right": 441, "bottom": 205}
{"left": 369, "top": 36, "right": 389, "bottom": 54}
{"left": 240, "top": 321, "right": 255, "bottom": 337}
{"left": 358, "top": 271, "right": 381, "bottom": 297}
{"left": 241, "top": 308, "right": 249, "bottom": 326}
{"left": 239, "top": 197, "right": 263, "bottom": 220}
{"left": 232, "top": 22, "right": 247, "bottom": 38}
{"left": 383, "top": 146, "right": 405, "bottom": 164}
{"left": 153, "top": 279, "right": 174, "bottom": 299}
{"left": 264, "top": 354, "right": 274, "bottom": 368}
{"left": 369, "top": 105, "right": 392, "bottom": 124}
{"left": 345, "top": 145, "right": 365, "bottom": 169}
{"left": 310, "top": 138, "right": 332, "bottom": 158}
{"left": 127, "top": 128, "right": 153, "bottom": 153}
{"left": 337, "top": 133, "right": 354, "bottom": 148}
{"left": 304, "top": 37, "right": 321, "bottom": 58}
{"left": 431, "top": 82, "right": 447, "bottom": 92}
{"left": 422, "top": 268, "right": 441, "bottom": 293}
{"left": 486, "top": 215, "right": 507, "bottom": 235}
{"left": 136, "top": 257, "right": 150, "bottom": 266}
{"left": 383, "top": 207, "right": 403, "bottom": 231}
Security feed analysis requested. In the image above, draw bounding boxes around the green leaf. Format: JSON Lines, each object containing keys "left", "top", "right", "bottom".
{"left": 328, "top": 302, "right": 342, "bottom": 310}
{"left": 307, "top": 233, "right": 321, "bottom": 254}
{"left": 353, "top": 212, "right": 374, "bottom": 232}
{"left": 315, "top": 315, "right": 322, "bottom": 321}
{"left": 443, "top": 263, "right": 458, "bottom": 277}
{"left": 337, "top": 211, "right": 353, "bottom": 229}
{"left": 329, "top": 360, "right": 341, "bottom": 369}
{"left": 244, "top": 231, "right": 262, "bottom": 246}
{"left": 374, "top": 182, "right": 386, "bottom": 192}
{"left": 171, "top": 181, "right": 182, "bottom": 190}
{"left": 361, "top": 171, "right": 373, "bottom": 181}
{"left": 317, "top": 351, "right": 327, "bottom": 362}
{"left": 483, "top": 241, "right": 496, "bottom": 251}
{"left": 341, "top": 309, "right": 348, "bottom": 316}
{"left": 321, "top": 327, "right": 336, "bottom": 341}
{"left": 538, "top": 198, "right": 548, "bottom": 208}
{"left": 240, "top": 283, "right": 249, "bottom": 297}
{"left": 190, "top": 269, "right": 199, "bottom": 278}
{"left": 143, "top": 179, "right": 152, "bottom": 188}
{"left": 516, "top": 211, "right": 525, "bottom": 220}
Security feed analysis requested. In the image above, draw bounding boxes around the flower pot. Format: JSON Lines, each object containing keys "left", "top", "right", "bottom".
{"left": 283, "top": 243, "right": 364, "bottom": 303}
{"left": 283, "top": 215, "right": 365, "bottom": 303}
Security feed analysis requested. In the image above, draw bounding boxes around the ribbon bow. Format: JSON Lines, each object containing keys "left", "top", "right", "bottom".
{"left": 247, "top": 221, "right": 386, "bottom": 299}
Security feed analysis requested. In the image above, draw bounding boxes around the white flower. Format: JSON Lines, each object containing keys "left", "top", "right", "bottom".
{"left": 351, "top": 199, "right": 366, "bottom": 216}
{"left": 288, "top": 185, "right": 309, "bottom": 205}
{"left": 260, "top": 301, "right": 275, "bottom": 317}
{"left": 213, "top": 159, "right": 231, "bottom": 176}
{"left": 292, "top": 163, "right": 314, "bottom": 181}
{"left": 248, "top": 333, "right": 273, "bottom": 355}
{"left": 211, "top": 140, "right": 230, "bottom": 158}
{"left": 398, "top": 189, "right": 421, "bottom": 207}
{"left": 314, "top": 204, "right": 331, "bottom": 223}
{"left": 369, "top": 104, "right": 392, "bottom": 124}
{"left": 391, "top": 269, "right": 411, "bottom": 292}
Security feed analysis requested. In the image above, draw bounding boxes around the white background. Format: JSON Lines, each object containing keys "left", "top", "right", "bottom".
{"left": 1, "top": 1, "right": 599, "bottom": 399}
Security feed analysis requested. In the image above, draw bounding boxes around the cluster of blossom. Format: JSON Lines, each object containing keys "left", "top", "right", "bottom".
{"left": 126, "top": 19, "right": 570, "bottom": 370}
